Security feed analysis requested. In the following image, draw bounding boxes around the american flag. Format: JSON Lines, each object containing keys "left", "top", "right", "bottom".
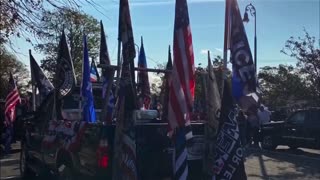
{"left": 5, "top": 73, "right": 20, "bottom": 125}
{"left": 90, "top": 59, "right": 99, "bottom": 83}
{"left": 168, "top": 0, "right": 195, "bottom": 179}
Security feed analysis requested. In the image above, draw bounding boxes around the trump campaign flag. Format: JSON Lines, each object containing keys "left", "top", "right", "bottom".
{"left": 168, "top": 0, "right": 196, "bottom": 179}
{"left": 81, "top": 35, "right": 96, "bottom": 123}
{"left": 137, "top": 37, "right": 151, "bottom": 109}
{"left": 90, "top": 59, "right": 100, "bottom": 82}
{"left": 212, "top": 80, "right": 247, "bottom": 180}
{"left": 225, "top": 0, "right": 259, "bottom": 112}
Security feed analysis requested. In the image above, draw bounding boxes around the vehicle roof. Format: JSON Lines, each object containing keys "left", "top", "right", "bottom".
{"left": 295, "top": 107, "right": 320, "bottom": 111}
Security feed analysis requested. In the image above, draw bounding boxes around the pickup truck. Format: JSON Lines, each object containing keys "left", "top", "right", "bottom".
{"left": 260, "top": 108, "right": 320, "bottom": 150}
{"left": 19, "top": 87, "right": 205, "bottom": 180}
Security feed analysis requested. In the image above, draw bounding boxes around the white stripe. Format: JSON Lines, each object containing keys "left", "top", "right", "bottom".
{"left": 177, "top": 29, "right": 192, "bottom": 106}
{"left": 185, "top": 131, "right": 193, "bottom": 140}
{"left": 172, "top": 65, "right": 188, "bottom": 116}
{"left": 5, "top": 90, "right": 19, "bottom": 107}
{"left": 179, "top": 165, "right": 188, "bottom": 180}
{"left": 5, "top": 98, "right": 19, "bottom": 115}
{"left": 175, "top": 148, "right": 188, "bottom": 173}
{"left": 90, "top": 74, "right": 97, "bottom": 79}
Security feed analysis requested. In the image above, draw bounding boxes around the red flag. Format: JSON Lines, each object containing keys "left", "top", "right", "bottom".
{"left": 5, "top": 73, "right": 20, "bottom": 125}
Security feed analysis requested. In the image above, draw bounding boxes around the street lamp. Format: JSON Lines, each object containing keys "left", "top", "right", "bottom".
{"left": 135, "top": 43, "right": 140, "bottom": 56}
{"left": 243, "top": 3, "right": 257, "bottom": 79}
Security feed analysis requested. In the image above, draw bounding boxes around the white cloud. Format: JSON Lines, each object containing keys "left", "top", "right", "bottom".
{"left": 200, "top": 49, "right": 210, "bottom": 55}
{"left": 214, "top": 48, "right": 223, "bottom": 52}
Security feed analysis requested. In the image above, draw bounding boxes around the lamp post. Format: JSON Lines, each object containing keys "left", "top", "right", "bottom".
{"left": 135, "top": 44, "right": 140, "bottom": 55}
{"left": 243, "top": 3, "right": 257, "bottom": 78}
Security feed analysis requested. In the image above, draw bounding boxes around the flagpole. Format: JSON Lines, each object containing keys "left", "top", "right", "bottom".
{"left": 112, "top": 0, "right": 123, "bottom": 178}
{"left": 29, "top": 50, "right": 36, "bottom": 111}
{"left": 222, "top": 0, "right": 230, "bottom": 98}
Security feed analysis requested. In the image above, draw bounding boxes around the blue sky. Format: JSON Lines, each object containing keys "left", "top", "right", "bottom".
{"left": 11, "top": 0, "right": 320, "bottom": 72}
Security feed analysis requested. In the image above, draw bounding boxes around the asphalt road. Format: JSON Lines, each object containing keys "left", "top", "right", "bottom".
{"left": 245, "top": 146, "right": 320, "bottom": 180}
{"left": 1, "top": 143, "right": 320, "bottom": 180}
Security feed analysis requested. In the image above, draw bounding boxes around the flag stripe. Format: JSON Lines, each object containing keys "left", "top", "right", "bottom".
{"left": 169, "top": 0, "right": 195, "bottom": 179}
{"left": 5, "top": 74, "right": 20, "bottom": 123}
{"left": 5, "top": 91, "right": 19, "bottom": 108}
{"left": 177, "top": 29, "right": 190, "bottom": 100}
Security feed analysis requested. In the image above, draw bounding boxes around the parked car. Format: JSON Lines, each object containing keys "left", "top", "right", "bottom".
{"left": 260, "top": 108, "right": 320, "bottom": 150}
{"left": 19, "top": 87, "right": 205, "bottom": 180}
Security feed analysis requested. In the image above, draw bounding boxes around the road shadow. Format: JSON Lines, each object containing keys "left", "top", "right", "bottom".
{"left": 245, "top": 147, "right": 320, "bottom": 180}
{"left": 274, "top": 148, "right": 320, "bottom": 159}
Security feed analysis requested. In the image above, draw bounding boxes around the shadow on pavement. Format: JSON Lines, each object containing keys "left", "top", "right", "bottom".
{"left": 245, "top": 147, "right": 320, "bottom": 180}
{"left": 274, "top": 148, "right": 320, "bottom": 159}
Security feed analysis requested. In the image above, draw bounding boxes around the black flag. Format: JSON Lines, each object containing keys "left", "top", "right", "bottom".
{"left": 99, "top": 20, "right": 111, "bottom": 76}
{"left": 112, "top": 0, "right": 137, "bottom": 179}
{"left": 30, "top": 51, "right": 54, "bottom": 104}
{"left": 213, "top": 80, "right": 247, "bottom": 180}
{"left": 55, "top": 30, "right": 76, "bottom": 98}
{"left": 161, "top": 45, "right": 173, "bottom": 121}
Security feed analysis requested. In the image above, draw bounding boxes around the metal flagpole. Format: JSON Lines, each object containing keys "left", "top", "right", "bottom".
{"left": 222, "top": 0, "right": 230, "bottom": 97}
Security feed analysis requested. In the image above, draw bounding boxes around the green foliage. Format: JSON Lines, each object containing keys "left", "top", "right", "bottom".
{"left": 258, "top": 65, "right": 315, "bottom": 107}
{"left": 281, "top": 29, "right": 320, "bottom": 101}
{"left": 35, "top": 8, "right": 100, "bottom": 80}
{"left": 0, "top": 0, "right": 96, "bottom": 47}
{"left": 0, "top": 45, "right": 29, "bottom": 99}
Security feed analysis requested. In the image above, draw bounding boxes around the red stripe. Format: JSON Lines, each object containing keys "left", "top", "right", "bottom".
{"left": 183, "top": 27, "right": 195, "bottom": 110}
{"left": 173, "top": 33, "right": 188, "bottom": 105}
{"left": 5, "top": 90, "right": 19, "bottom": 107}
{"left": 169, "top": 28, "right": 195, "bottom": 128}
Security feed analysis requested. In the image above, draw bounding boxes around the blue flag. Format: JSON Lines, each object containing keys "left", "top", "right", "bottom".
{"left": 81, "top": 35, "right": 96, "bottom": 123}
{"left": 226, "top": 0, "right": 259, "bottom": 112}
{"left": 137, "top": 37, "right": 151, "bottom": 109}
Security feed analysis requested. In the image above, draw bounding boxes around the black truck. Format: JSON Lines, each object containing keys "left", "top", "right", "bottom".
{"left": 260, "top": 108, "right": 320, "bottom": 150}
{"left": 19, "top": 86, "right": 205, "bottom": 180}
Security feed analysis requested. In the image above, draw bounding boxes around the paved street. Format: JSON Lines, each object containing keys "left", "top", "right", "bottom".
{"left": 1, "top": 143, "right": 320, "bottom": 180}
{"left": 245, "top": 146, "right": 320, "bottom": 180}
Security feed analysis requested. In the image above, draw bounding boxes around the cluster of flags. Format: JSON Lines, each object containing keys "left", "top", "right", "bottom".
{"left": 2, "top": 0, "right": 260, "bottom": 179}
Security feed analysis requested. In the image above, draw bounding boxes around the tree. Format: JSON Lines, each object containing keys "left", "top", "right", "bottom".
{"left": 0, "top": 45, "right": 29, "bottom": 99}
{"left": 281, "top": 29, "right": 320, "bottom": 102}
{"left": 258, "top": 65, "right": 315, "bottom": 107}
{"left": 35, "top": 8, "right": 100, "bottom": 80}
{"left": 0, "top": 0, "right": 98, "bottom": 48}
